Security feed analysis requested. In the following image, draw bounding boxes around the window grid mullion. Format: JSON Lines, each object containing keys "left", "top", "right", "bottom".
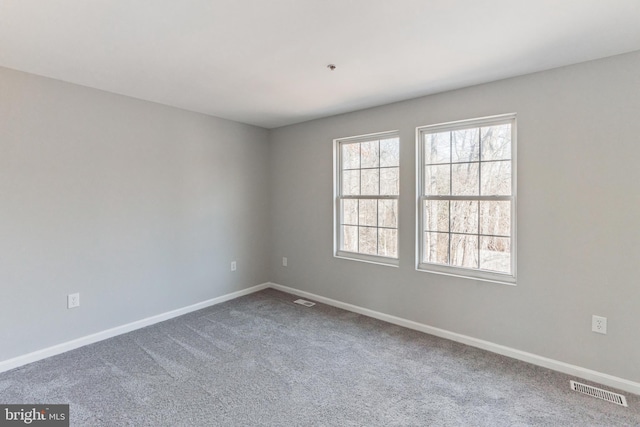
{"left": 356, "top": 199, "right": 360, "bottom": 253}
{"left": 358, "top": 142, "right": 362, "bottom": 199}
{"left": 354, "top": 225, "right": 397, "bottom": 231}
{"left": 343, "top": 166, "right": 398, "bottom": 172}
{"left": 424, "top": 195, "right": 511, "bottom": 201}
{"left": 377, "top": 140, "right": 381, "bottom": 256}
{"left": 358, "top": 142, "right": 361, "bottom": 253}
{"left": 377, "top": 140, "right": 381, "bottom": 197}
{"left": 376, "top": 200, "right": 379, "bottom": 255}
{"left": 421, "top": 229, "right": 510, "bottom": 239}
{"left": 477, "top": 129, "right": 482, "bottom": 268}
{"left": 448, "top": 131, "right": 452, "bottom": 264}
{"left": 342, "top": 195, "right": 399, "bottom": 200}
{"left": 425, "top": 159, "right": 509, "bottom": 167}
{"left": 339, "top": 148, "right": 344, "bottom": 252}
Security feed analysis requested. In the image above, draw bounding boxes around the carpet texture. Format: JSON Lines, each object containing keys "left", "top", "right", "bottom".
{"left": 1, "top": 288, "right": 639, "bottom": 426}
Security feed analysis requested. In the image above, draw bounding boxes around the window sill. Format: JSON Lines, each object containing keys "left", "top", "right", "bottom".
{"left": 335, "top": 251, "right": 399, "bottom": 268}
{"left": 416, "top": 263, "right": 516, "bottom": 286}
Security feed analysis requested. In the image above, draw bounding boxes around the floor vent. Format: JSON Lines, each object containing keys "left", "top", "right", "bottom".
{"left": 293, "top": 299, "right": 316, "bottom": 307}
{"left": 570, "top": 380, "right": 627, "bottom": 407}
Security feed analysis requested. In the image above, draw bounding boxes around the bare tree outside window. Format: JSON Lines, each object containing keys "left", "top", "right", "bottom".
{"left": 336, "top": 132, "right": 399, "bottom": 263}
{"left": 418, "top": 115, "right": 516, "bottom": 283}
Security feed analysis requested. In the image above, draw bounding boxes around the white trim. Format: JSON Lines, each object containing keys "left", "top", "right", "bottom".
{"left": 416, "top": 113, "right": 515, "bottom": 134}
{"left": 335, "top": 252, "right": 399, "bottom": 267}
{"left": 334, "top": 129, "right": 400, "bottom": 144}
{"left": 0, "top": 283, "right": 270, "bottom": 374}
{"left": 415, "top": 262, "right": 516, "bottom": 286}
{"left": 268, "top": 282, "right": 640, "bottom": 396}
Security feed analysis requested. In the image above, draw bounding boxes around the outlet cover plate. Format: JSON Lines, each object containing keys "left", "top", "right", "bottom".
{"left": 67, "top": 293, "right": 80, "bottom": 309}
{"left": 592, "top": 315, "right": 607, "bottom": 334}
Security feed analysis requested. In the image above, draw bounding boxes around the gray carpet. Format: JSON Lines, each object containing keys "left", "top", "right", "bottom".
{"left": 1, "top": 288, "right": 638, "bottom": 426}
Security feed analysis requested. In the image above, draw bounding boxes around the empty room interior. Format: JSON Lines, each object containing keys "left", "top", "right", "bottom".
{"left": 2, "top": 1, "right": 640, "bottom": 425}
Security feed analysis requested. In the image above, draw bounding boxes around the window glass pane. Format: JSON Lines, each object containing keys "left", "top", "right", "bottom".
{"left": 342, "top": 225, "right": 358, "bottom": 252}
{"left": 342, "top": 170, "right": 360, "bottom": 196}
{"left": 359, "top": 227, "right": 377, "bottom": 255}
{"left": 480, "top": 236, "right": 511, "bottom": 273}
{"left": 451, "top": 162, "right": 479, "bottom": 195}
{"left": 481, "top": 161, "right": 511, "bottom": 196}
{"left": 378, "top": 228, "right": 397, "bottom": 258}
{"left": 450, "top": 234, "right": 479, "bottom": 269}
{"left": 481, "top": 124, "right": 511, "bottom": 161}
{"left": 360, "top": 140, "right": 379, "bottom": 168}
{"left": 424, "top": 232, "right": 449, "bottom": 264}
{"left": 380, "top": 138, "right": 399, "bottom": 167}
{"left": 425, "top": 132, "right": 450, "bottom": 164}
{"left": 450, "top": 200, "right": 478, "bottom": 234}
{"left": 342, "top": 143, "right": 360, "bottom": 169}
{"left": 380, "top": 167, "right": 399, "bottom": 195}
{"left": 358, "top": 199, "right": 377, "bottom": 227}
{"left": 360, "top": 169, "right": 379, "bottom": 195}
{"left": 424, "top": 165, "right": 450, "bottom": 195}
{"left": 378, "top": 199, "right": 397, "bottom": 228}
{"left": 452, "top": 128, "right": 480, "bottom": 163}
{"left": 341, "top": 199, "right": 358, "bottom": 225}
{"left": 480, "top": 201, "right": 511, "bottom": 236}
{"left": 424, "top": 200, "right": 449, "bottom": 232}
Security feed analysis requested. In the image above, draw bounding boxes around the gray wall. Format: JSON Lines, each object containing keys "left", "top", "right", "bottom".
{"left": 0, "top": 67, "right": 270, "bottom": 361}
{"left": 269, "top": 51, "right": 640, "bottom": 383}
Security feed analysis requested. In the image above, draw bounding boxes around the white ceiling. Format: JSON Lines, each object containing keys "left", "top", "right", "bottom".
{"left": 1, "top": 1, "right": 640, "bottom": 129}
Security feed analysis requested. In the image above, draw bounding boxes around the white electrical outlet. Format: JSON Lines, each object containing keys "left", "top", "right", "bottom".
{"left": 282, "top": 257, "right": 287, "bottom": 267}
{"left": 592, "top": 315, "right": 607, "bottom": 334}
{"left": 231, "top": 261, "right": 237, "bottom": 272}
{"left": 67, "top": 293, "right": 80, "bottom": 309}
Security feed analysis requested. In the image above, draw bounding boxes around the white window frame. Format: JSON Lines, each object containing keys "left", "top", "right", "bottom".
{"left": 334, "top": 130, "right": 400, "bottom": 267}
{"left": 416, "top": 114, "right": 517, "bottom": 285}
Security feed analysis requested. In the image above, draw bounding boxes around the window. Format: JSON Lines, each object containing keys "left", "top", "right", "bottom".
{"left": 334, "top": 131, "right": 400, "bottom": 266}
{"left": 417, "top": 114, "right": 516, "bottom": 284}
